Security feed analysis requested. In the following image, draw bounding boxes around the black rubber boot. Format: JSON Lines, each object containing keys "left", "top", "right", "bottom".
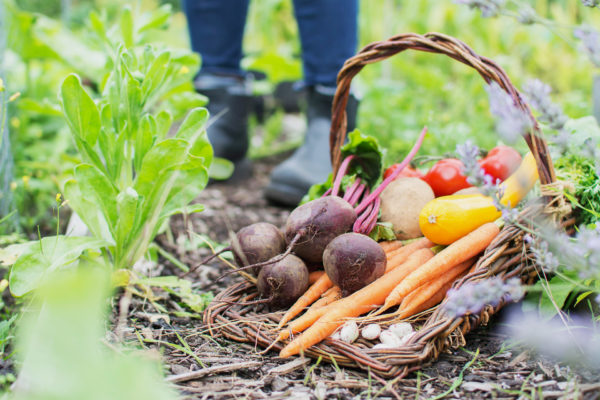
{"left": 194, "top": 73, "right": 253, "bottom": 181}
{"left": 265, "top": 85, "right": 358, "bottom": 206}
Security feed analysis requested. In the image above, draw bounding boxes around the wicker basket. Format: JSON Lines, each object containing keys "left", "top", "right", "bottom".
{"left": 204, "top": 33, "right": 572, "bottom": 379}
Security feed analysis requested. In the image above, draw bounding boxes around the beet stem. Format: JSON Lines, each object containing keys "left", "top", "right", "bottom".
{"left": 354, "top": 126, "right": 428, "bottom": 215}
{"left": 331, "top": 155, "right": 355, "bottom": 197}
{"left": 321, "top": 188, "right": 332, "bottom": 197}
{"left": 184, "top": 246, "right": 232, "bottom": 276}
{"left": 342, "top": 177, "right": 361, "bottom": 202}
{"left": 362, "top": 196, "right": 381, "bottom": 234}
{"left": 353, "top": 200, "right": 373, "bottom": 233}
{"left": 347, "top": 183, "right": 366, "bottom": 207}
{"left": 216, "top": 232, "right": 302, "bottom": 281}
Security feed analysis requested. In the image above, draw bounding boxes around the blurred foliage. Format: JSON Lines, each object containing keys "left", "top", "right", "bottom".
{"left": 8, "top": 268, "right": 179, "bottom": 400}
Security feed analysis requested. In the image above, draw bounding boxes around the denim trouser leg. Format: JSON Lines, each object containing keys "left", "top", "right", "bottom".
{"left": 292, "top": 0, "right": 359, "bottom": 88}
{"left": 182, "top": 0, "right": 250, "bottom": 76}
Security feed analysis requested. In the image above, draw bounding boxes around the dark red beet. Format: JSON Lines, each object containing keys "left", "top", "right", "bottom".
{"left": 257, "top": 254, "right": 309, "bottom": 308}
{"left": 233, "top": 222, "right": 286, "bottom": 275}
{"left": 323, "top": 232, "right": 386, "bottom": 296}
{"left": 284, "top": 196, "right": 356, "bottom": 264}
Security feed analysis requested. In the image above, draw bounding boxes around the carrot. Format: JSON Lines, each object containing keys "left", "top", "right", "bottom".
{"left": 279, "top": 248, "right": 434, "bottom": 358}
{"left": 386, "top": 237, "right": 434, "bottom": 268}
{"left": 277, "top": 247, "right": 434, "bottom": 341}
{"left": 308, "top": 270, "right": 325, "bottom": 285}
{"left": 278, "top": 244, "right": 408, "bottom": 329}
{"left": 277, "top": 273, "right": 333, "bottom": 328}
{"left": 379, "top": 222, "right": 500, "bottom": 314}
{"left": 395, "top": 257, "right": 475, "bottom": 319}
{"left": 379, "top": 240, "right": 403, "bottom": 253}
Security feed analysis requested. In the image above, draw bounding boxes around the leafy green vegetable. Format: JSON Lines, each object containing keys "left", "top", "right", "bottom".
{"left": 554, "top": 117, "right": 600, "bottom": 226}
{"left": 301, "top": 129, "right": 385, "bottom": 204}
{"left": 340, "top": 129, "right": 385, "bottom": 188}
{"left": 368, "top": 222, "right": 396, "bottom": 242}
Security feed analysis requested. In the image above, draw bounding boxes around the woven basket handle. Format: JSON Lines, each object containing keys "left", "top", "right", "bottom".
{"left": 330, "top": 32, "right": 556, "bottom": 186}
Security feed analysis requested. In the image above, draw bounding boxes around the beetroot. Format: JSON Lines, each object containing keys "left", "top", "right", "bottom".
{"left": 284, "top": 196, "right": 356, "bottom": 264}
{"left": 232, "top": 222, "right": 286, "bottom": 275}
{"left": 323, "top": 232, "right": 386, "bottom": 295}
{"left": 257, "top": 254, "right": 309, "bottom": 308}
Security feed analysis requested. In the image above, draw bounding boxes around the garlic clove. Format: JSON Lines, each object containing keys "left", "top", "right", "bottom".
{"left": 361, "top": 324, "right": 382, "bottom": 340}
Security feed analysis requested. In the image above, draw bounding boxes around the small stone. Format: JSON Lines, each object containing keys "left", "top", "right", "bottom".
{"left": 271, "top": 376, "right": 289, "bottom": 392}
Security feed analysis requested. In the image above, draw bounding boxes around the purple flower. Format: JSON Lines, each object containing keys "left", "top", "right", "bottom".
{"left": 443, "top": 277, "right": 524, "bottom": 317}
{"left": 524, "top": 234, "right": 561, "bottom": 273}
{"left": 581, "top": 0, "right": 599, "bottom": 8}
{"left": 517, "top": 4, "right": 537, "bottom": 25}
{"left": 486, "top": 82, "right": 534, "bottom": 144}
{"left": 454, "top": 0, "right": 506, "bottom": 18}
{"left": 574, "top": 27, "right": 600, "bottom": 68}
{"left": 522, "top": 79, "right": 568, "bottom": 130}
{"left": 540, "top": 226, "right": 600, "bottom": 280}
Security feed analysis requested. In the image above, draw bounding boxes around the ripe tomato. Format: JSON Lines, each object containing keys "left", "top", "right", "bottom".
{"left": 422, "top": 158, "right": 471, "bottom": 197}
{"left": 479, "top": 146, "right": 522, "bottom": 182}
{"left": 383, "top": 164, "right": 424, "bottom": 180}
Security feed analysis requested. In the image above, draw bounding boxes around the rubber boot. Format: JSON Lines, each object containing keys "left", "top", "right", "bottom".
{"left": 265, "top": 85, "right": 358, "bottom": 206}
{"left": 194, "top": 73, "right": 253, "bottom": 181}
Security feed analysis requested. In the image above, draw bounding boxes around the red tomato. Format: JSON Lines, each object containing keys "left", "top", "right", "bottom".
{"left": 422, "top": 158, "right": 471, "bottom": 197}
{"left": 479, "top": 146, "right": 522, "bottom": 182}
{"left": 383, "top": 164, "right": 424, "bottom": 180}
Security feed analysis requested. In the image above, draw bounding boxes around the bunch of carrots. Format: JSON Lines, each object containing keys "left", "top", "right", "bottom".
{"left": 275, "top": 222, "right": 501, "bottom": 358}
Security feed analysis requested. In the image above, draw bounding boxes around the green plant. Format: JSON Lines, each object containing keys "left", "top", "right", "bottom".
{"left": 59, "top": 52, "right": 211, "bottom": 272}
{"left": 8, "top": 267, "right": 180, "bottom": 400}
{"left": 6, "top": 4, "right": 218, "bottom": 296}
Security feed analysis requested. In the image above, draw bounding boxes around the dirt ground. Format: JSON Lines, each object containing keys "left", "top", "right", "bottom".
{"left": 133, "top": 154, "right": 600, "bottom": 400}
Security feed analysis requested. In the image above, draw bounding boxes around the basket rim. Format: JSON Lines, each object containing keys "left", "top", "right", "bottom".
{"left": 329, "top": 32, "right": 556, "bottom": 189}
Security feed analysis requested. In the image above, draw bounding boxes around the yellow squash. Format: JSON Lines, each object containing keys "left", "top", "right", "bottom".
{"left": 419, "top": 152, "right": 539, "bottom": 245}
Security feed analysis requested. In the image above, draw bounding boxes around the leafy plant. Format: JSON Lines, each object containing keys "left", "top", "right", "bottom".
{"left": 9, "top": 267, "right": 180, "bottom": 400}
{"left": 59, "top": 53, "right": 211, "bottom": 271}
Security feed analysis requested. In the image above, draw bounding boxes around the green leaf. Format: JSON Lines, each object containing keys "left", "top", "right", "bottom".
{"left": 18, "top": 98, "right": 62, "bottom": 116}
{"left": 141, "top": 51, "right": 171, "bottom": 101}
{"left": 134, "top": 139, "right": 191, "bottom": 199}
{"left": 12, "top": 268, "right": 180, "bottom": 400}
{"left": 120, "top": 6, "right": 134, "bottom": 48}
{"left": 155, "top": 110, "right": 173, "bottom": 141}
{"left": 136, "top": 114, "right": 156, "bottom": 171}
{"left": 74, "top": 164, "right": 118, "bottom": 231}
{"left": 9, "top": 236, "right": 109, "bottom": 297}
{"left": 340, "top": 129, "right": 385, "bottom": 188}
{"left": 133, "top": 275, "right": 213, "bottom": 313}
{"left": 63, "top": 179, "right": 114, "bottom": 244}
{"left": 369, "top": 222, "right": 397, "bottom": 241}
{"left": 60, "top": 74, "right": 101, "bottom": 146}
{"left": 208, "top": 157, "right": 234, "bottom": 181}
{"left": 174, "top": 107, "right": 208, "bottom": 142}
{"left": 138, "top": 4, "right": 172, "bottom": 33}
{"left": 524, "top": 273, "right": 579, "bottom": 318}
{"left": 116, "top": 187, "right": 140, "bottom": 249}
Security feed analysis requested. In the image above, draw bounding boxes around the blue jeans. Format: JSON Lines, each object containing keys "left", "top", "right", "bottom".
{"left": 182, "top": 0, "right": 358, "bottom": 87}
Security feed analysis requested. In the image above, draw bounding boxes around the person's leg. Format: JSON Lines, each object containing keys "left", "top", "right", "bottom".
{"left": 293, "top": 0, "right": 358, "bottom": 87}
{"left": 182, "top": 0, "right": 250, "bottom": 76}
{"left": 265, "top": 0, "right": 359, "bottom": 205}
{"left": 183, "top": 0, "right": 253, "bottom": 179}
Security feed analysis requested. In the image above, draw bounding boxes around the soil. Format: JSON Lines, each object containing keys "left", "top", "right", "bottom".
{"left": 125, "top": 154, "right": 600, "bottom": 400}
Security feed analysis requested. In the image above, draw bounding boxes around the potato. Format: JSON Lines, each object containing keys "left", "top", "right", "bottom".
{"left": 379, "top": 177, "right": 435, "bottom": 240}
{"left": 452, "top": 187, "right": 481, "bottom": 195}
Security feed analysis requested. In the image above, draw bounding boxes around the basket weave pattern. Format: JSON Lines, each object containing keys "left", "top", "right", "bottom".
{"left": 204, "top": 33, "right": 569, "bottom": 379}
